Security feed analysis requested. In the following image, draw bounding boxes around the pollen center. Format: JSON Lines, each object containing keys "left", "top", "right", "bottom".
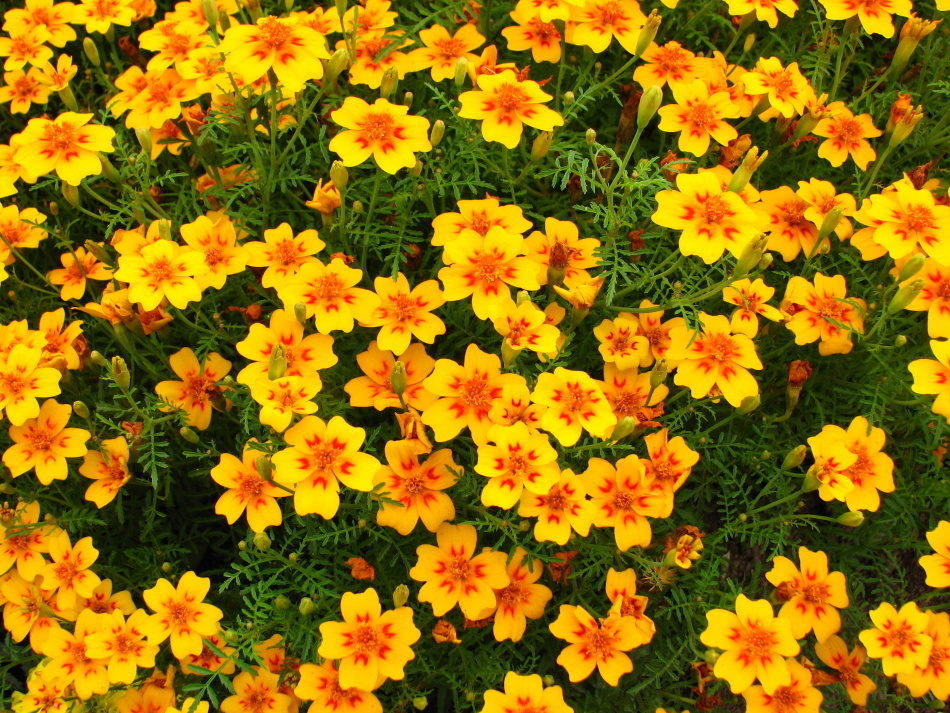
{"left": 613, "top": 491, "right": 635, "bottom": 510}
{"left": 468, "top": 212, "right": 491, "bottom": 235}
{"left": 904, "top": 204, "right": 934, "bottom": 233}
{"left": 389, "top": 293, "right": 416, "bottom": 321}
{"left": 801, "top": 582, "right": 829, "bottom": 604}
{"left": 460, "top": 375, "right": 492, "bottom": 408}
{"left": 360, "top": 111, "right": 396, "bottom": 141}
{"left": 495, "top": 82, "right": 529, "bottom": 113}
{"left": 257, "top": 16, "right": 293, "bottom": 48}
{"left": 498, "top": 581, "right": 528, "bottom": 605}
{"left": 687, "top": 102, "right": 715, "bottom": 128}
{"left": 354, "top": 624, "right": 380, "bottom": 653}
{"left": 272, "top": 238, "right": 299, "bottom": 266}
{"left": 835, "top": 118, "right": 862, "bottom": 146}
{"left": 741, "top": 623, "right": 778, "bottom": 658}
{"left": 434, "top": 37, "right": 466, "bottom": 59}
{"left": 704, "top": 333, "right": 739, "bottom": 362}
{"left": 582, "top": 628, "right": 617, "bottom": 660}
{"left": 448, "top": 555, "right": 472, "bottom": 580}
{"left": 165, "top": 601, "right": 191, "bottom": 626}
{"left": 148, "top": 257, "right": 174, "bottom": 283}
{"left": 27, "top": 429, "right": 54, "bottom": 452}
{"left": 41, "top": 121, "right": 77, "bottom": 151}
{"left": 771, "top": 683, "right": 805, "bottom": 713}
{"left": 703, "top": 195, "right": 729, "bottom": 224}
{"left": 311, "top": 273, "right": 345, "bottom": 301}
{"left": 238, "top": 473, "right": 265, "bottom": 498}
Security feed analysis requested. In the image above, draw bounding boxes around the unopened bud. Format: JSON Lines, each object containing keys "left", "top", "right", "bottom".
{"left": 563, "top": 90, "right": 575, "bottom": 106}
{"left": 267, "top": 345, "right": 287, "bottom": 380}
{"left": 454, "top": 57, "right": 469, "bottom": 88}
{"left": 781, "top": 444, "right": 807, "bottom": 471}
{"left": 98, "top": 153, "right": 121, "bottom": 183}
{"left": 704, "top": 649, "right": 721, "bottom": 667}
{"left": 736, "top": 394, "right": 760, "bottom": 414}
{"left": 519, "top": 519, "right": 531, "bottom": 531}
{"left": 255, "top": 456, "right": 273, "bottom": 482}
{"left": 83, "top": 37, "right": 100, "bottom": 67}
{"left": 817, "top": 206, "right": 844, "bottom": 241}
{"left": 889, "top": 106, "right": 924, "bottom": 148}
{"left": 429, "top": 120, "right": 445, "bottom": 148}
{"left": 637, "top": 85, "right": 663, "bottom": 130}
{"left": 634, "top": 10, "right": 661, "bottom": 57}
{"left": 329, "top": 161, "right": 348, "bottom": 193}
{"left": 180, "top": 427, "right": 200, "bottom": 444}
{"left": 298, "top": 597, "right": 314, "bottom": 616}
{"left": 379, "top": 66, "right": 398, "bottom": 100}
{"left": 61, "top": 181, "right": 80, "bottom": 207}
{"left": 531, "top": 131, "right": 553, "bottom": 161}
{"left": 352, "top": 200, "right": 364, "bottom": 213}
{"left": 743, "top": 33, "right": 756, "bottom": 51}
{"left": 294, "top": 302, "right": 307, "bottom": 324}
{"left": 585, "top": 128, "right": 597, "bottom": 144}
{"left": 393, "top": 583, "right": 410, "bottom": 608}
{"left": 83, "top": 240, "right": 112, "bottom": 264}
{"left": 390, "top": 361, "right": 408, "bottom": 398}
{"left": 413, "top": 698, "right": 428, "bottom": 711}
{"left": 837, "top": 511, "right": 865, "bottom": 527}
{"left": 802, "top": 470, "right": 821, "bottom": 492}
{"left": 898, "top": 252, "right": 927, "bottom": 282}
{"left": 608, "top": 416, "right": 638, "bottom": 442}
{"left": 727, "top": 147, "right": 767, "bottom": 193}
{"left": 90, "top": 351, "right": 107, "bottom": 367}
{"left": 253, "top": 532, "right": 272, "bottom": 551}
{"left": 111, "top": 356, "right": 130, "bottom": 390}
{"left": 650, "top": 359, "right": 668, "bottom": 390}
{"left": 288, "top": 552, "right": 298, "bottom": 563}
{"left": 161, "top": 562, "right": 172, "bottom": 573}
{"left": 157, "top": 218, "right": 173, "bottom": 241}
{"left": 758, "top": 252, "right": 773, "bottom": 270}
{"left": 237, "top": 541, "right": 247, "bottom": 552}
{"left": 411, "top": 160, "right": 423, "bottom": 177}
{"left": 542, "top": 675, "right": 555, "bottom": 687}
{"left": 134, "top": 127, "right": 152, "bottom": 156}
{"left": 402, "top": 90, "right": 413, "bottom": 109}
{"left": 895, "top": 334, "right": 908, "bottom": 347}
{"left": 201, "top": 0, "right": 218, "bottom": 27}
{"left": 274, "top": 595, "right": 291, "bottom": 610}
{"left": 734, "top": 234, "right": 768, "bottom": 276}
{"left": 326, "top": 48, "right": 350, "bottom": 84}
{"left": 73, "top": 400, "right": 90, "bottom": 419}
{"left": 888, "top": 278, "right": 925, "bottom": 314}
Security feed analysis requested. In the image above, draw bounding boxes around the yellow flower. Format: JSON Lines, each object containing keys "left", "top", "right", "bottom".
{"left": 279, "top": 258, "right": 381, "bottom": 334}
{"left": 4, "top": 0, "right": 78, "bottom": 48}
{"left": 657, "top": 79, "right": 739, "bottom": 157}
{"left": 73, "top": 0, "right": 135, "bottom": 34}
{"left": 0, "top": 67, "right": 51, "bottom": 114}
{"left": 305, "top": 179, "right": 342, "bottom": 215}
{"left": 47, "top": 246, "right": 112, "bottom": 301}
{"left": 141, "top": 571, "right": 224, "bottom": 659}
{"left": 210, "top": 443, "right": 292, "bottom": 532}
{"left": 221, "top": 669, "right": 292, "bottom": 713}
{"left": 243, "top": 223, "right": 325, "bottom": 290}
{"left": 722, "top": 278, "right": 784, "bottom": 337}
{"left": 155, "top": 348, "right": 232, "bottom": 431}
{"left": 179, "top": 211, "right": 248, "bottom": 291}
{"left": 113, "top": 239, "right": 208, "bottom": 310}
{"left": 329, "top": 97, "right": 432, "bottom": 174}
{"left": 249, "top": 375, "right": 320, "bottom": 433}
{"left": 79, "top": 436, "right": 132, "bottom": 508}
{"left": 765, "top": 547, "right": 849, "bottom": 642}
{"left": 295, "top": 661, "right": 382, "bottom": 713}
{"left": 549, "top": 604, "right": 642, "bottom": 685}
{"left": 531, "top": 367, "right": 615, "bottom": 446}
{"left": 567, "top": 0, "right": 646, "bottom": 54}
{"left": 0, "top": 26, "right": 52, "bottom": 71}
{"left": 342, "top": 32, "right": 415, "bottom": 89}
{"left": 813, "top": 107, "right": 881, "bottom": 170}
{"left": 481, "top": 672, "right": 571, "bottom": 713}
{"left": 519, "top": 468, "right": 594, "bottom": 545}
{"left": 858, "top": 602, "right": 933, "bottom": 676}
{"left": 361, "top": 273, "right": 446, "bottom": 356}
{"left": 742, "top": 659, "right": 823, "bottom": 713}
{"left": 896, "top": 611, "right": 950, "bottom": 701}
{"left": 84, "top": 610, "right": 158, "bottom": 685}
{"left": 819, "top": 0, "right": 911, "bottom": 37}
{"left": 724, "top": 0, "right": 798, "bottom": 26}
{"left": 501, "top": 11, "right": 563, "bottom": 64}
{"left": 862, "top": 181, "right": 950, "bottom": 263}
{"left": 431, "top": 196, "right": 532, "bottom": 247}
{"left": 740, "top": 57, "right": 810, "bottom": 118}
{"left": 0, "top": 500, "right": 56, "bottom": 582}
{"left": 38, "top": 529, "right": 101, "bottom": 610}
{"left": 634, "top": 41, "right": 713, "bottom": 90}
{"left": 409, "top": 23, "right": 485, "bottom": 81}
{"left": 813, "top": 635, "right": 876, "bottom": 705}
{"left": 475, "top": 422, "right": 559, "bottom": 509}
{"left": 699, "top": 594, "right": 801, "bottom": 693}
{"left": 783, "top": 273, "right": 866, "bottom": 356}
{"left": 40, "top": 609, "right": 110, "bottom": 699}
{"left": 0, "top": 344, "right": 62, "bottom": 426}
{"left": 217, "top": 15, "right": 330, "bottom": 93}
{"left": 919, "top": 520, "right": 950, "bottom": 587}
{"left": 3, "top": 399, "right": 89, "bottom": 485}
{"left": 373, "top": 439, "right": 457, "bottom": 535}
{"left": 12, "top": 111, "right": 116, "bottom": 185}
{"left": 235, "top": 308, "right": 336, "bottom": 386}
{"left": 344, "top": 341, "right": 437, "bottom": 411}
{"left": 458, "top": 70, "right": 564, "bottom": 149}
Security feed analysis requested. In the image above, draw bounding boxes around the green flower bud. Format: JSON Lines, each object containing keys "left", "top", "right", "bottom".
{"left": 201, "top": 0, "right": 218, "bottom": 27}
{"left": 294, "top": 302, "right": 308, "bottom": 324}
{"left": 253, "top": 532, "right": 272, "bottom": 551}
{"left": 894, "top": 334, "right": 908, "bottom": 347}
{"left": 298, "top": 597, "right": 314, "bottom": 616}
{"left": 530, "top": 131, "right": 553, "bottom": 162}
{"left": 734, "top": 234, "right": 768, "bottom": 276}
{"left": 379, "top": 66, "right": 398, "bottom": 101}
{"left": 267, "top": 345, "right": 287, "bottom": 380}
{"left": 390, "top": 361, "right": 408, "bottom": 398}
{"left": 781, "top": 444, "right": 807, "bottom": 471}
{"left": 898, "top": 252, "right": 927, "bottom": 282}
{"left": 637, "top": 85, "right": 663, "bottom": 130}
{"left": 817, "top": 205, "right": 844, "bottom": 241}
{"left": 454, "top": 57, "right": 469, "bottom": 89}
{"left": 111, "top": 356, "right": 130, "bottom": 391}
{"left": 563, "top": 91, "right": 575, "bottom": 106}
{"left": 837, "top": 511, "right": 865, "bottom": 527}
{"left": 887, "top": 278, "right": 925, "bottom": 314}
{"left": 413, "top": 698, "right": 428, "bottom": 710}
{"left": 274, "top": 595, "right": 291, "bottom": 610}
{"left": 180, "top": 427, "right": 200, "bottom": 444}
{"left": 429, "top": 119, "right": 445, "bottom": 148}
{"left": 255, "top": 455, "right": 273, "bottom": 480}
{"left": 393, "top": 584, "right": 410, "bottom": 608}
{"left": 736, "top": 394, "right": 760, "bottom": 414}
{"left": 634, "top": 10, "right": 661, "bottom": 57}
{"left": 329, "top": 160, "right": 349, "bottom": 193}
{"left": 83, "top": 37, "right": 100, "bottom": 67}
{"left": 585, "top": 128, "right": 597, "bottom": 144}
{"left": 326, "top": 48, "right": 350, "bottom": 84}
{"left": 73, "top": 401, "right": 90, "bottom": 419}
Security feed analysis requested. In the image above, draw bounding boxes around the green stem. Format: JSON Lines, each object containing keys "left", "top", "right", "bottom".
{"left": 747, "top": 487, "right": 806, "bottom": 516}
{"left": 361, "top": 167, "right": 384, "bottom": 275}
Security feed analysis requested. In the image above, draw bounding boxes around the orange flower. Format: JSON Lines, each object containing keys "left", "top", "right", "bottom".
{"left": 0, "top": 344, "right": 62, "bottom": 426}
{"left": 179, "top": 212, "right": 248, "bottom": 291}
{"left": 47, "top": 246, "right": 112, "bottom": 301}
{"left": 141, "top": 571, "right": 224, "bottom": 659}
{"left": 813, "top": 107, "right": 881, "bottom": 170}
{"left": 742, "top": 659, "right": 823, "bottom": 713}
{"left": 211, "top": 443, "right": 292, "bottom": 533}
{"left": 249, "top": 374, "right": 320, "bottom": 432}
{"left": 475, "top": 422, "right": 560, "bottom": 509}
{"left": 668, "top": 313, "right": 763, "bottom": 407}
{"left": 491, "top": 548, "right": 553, "bottom": 642}
{"left": 725, "top": 0, "right": 798, "bottom": 26}
{"left": 598, "top": 364, "right": 668, "bottom": 427}
{"left": 178, "top": 633, "right": 236, "bottom": 676}
{"left": 481, "top": 672, "right": 572, "bottom": 713}
{"left": 243, "top": 222, "right": 325, "bottom": 290}
{"left": 548, "top": 604, "right": 641, "bottom": 685}
{"left": 373, "top": 439, "right": 458, "bottom": 535}
{"left": 317, "top": 587, "right": 420, "bottom": 689}
{"left": 819, "top": 0, "right": 911, "bottom": 37}
{"left": 896, "top": 611, "right": 950, "bottom": 701}
{"left": 431, "top": 196, "right": 532, "bottom": 247}
{"left": 329, "top": 97, "right": 432, "bottom": 174}
{"left": 73, "top": 0, "right": 135, "bottom": 34}
{"left": 410, "top": 23, "right": 485, "bottom": 81}
{"left": 765, "top": 547, "right": 849, "bottom": 642}
{"left": 862, "top": 181, "right": 950, "bottom": 263}
{"left": 813, "top": 635, "right": 877, "bottom": 705}
{"left": 657, "top": 80, "right": 739, "bottom": 157}
{"left": 567, "top": 0, "right": 646, "bottom": 54}
{"left": 305, "top": 179, "right": 342, "bottom": 215}
{"left": 0, "top": 67, "right": 51, "bottom": 114}
{"left": 531, "top": 367, "right": 616, "bottom": 446}
{"left": 155, "top": 348, "right": 231, "bottom": 431}
{"left": 38, "top": 529, "right": 101, "bottom": 610}
{"left": 409, "top": 522, "right": 509, "bottom": 619}
{"left": 421, "top": 343, "right": 521, "bottom": 444}
{"left": 295, "top": 661, "right": 382, "bottom": 713}
{"left": 344, "top": 341, "right": 438, "bottom": 411}
{"left": 361, "top": 273, "right": 446, "bottom": 356}
{"left": 235, "top": 307, "right": 336, "bottom": 386}
{"left": 279, "top": 258, "right": 381, "bottom": 334}
{"left": 722, "top": 278, "right": 784, "bottom": 337}
{"left": 271, "top": 415, "right": 381, "bottom": 518}
{"left": 901, "top": 258, "right": 950, "bottom": 339}
{"left": 12, "top": 111, "right": 116, "bottom": 185}
{"left": 519, "top": 468, "right": 594, "bottom": 545}
{"left": 4, "top": 0, "right": 78, "bottom": 48}
{"left": 343, "top": 32, "right": 416, "bottom": 88}
{"left": 858, "top": 602, "right": 932, "bottom": 676}
{"left": 594, "top": 315, "right": 653, "bottom": 371}
{"left": 489, "top": 380, "right": 547, "bottom": 432}
{"left": 84, "top": 609, "right": 158, "bottom": 685}
{"left": 217, "top": 15, "right": 330, "bottom": 93}
{"left": 634, "top": 41, "right": 712, "bottom": 89}
{"left": 40, "top": 609, "right": 110, "bottom": 699}
{"left": 700, "top": 594, "right": 801, "bottom": 693}
{"left": 783, "top": 273, "right": 866, "bottom": 356}
{"left": 740, "top": 58, "right": 810, "bottom": 118}
{"left": 920, "top": 520, "right": 950, "bottom": 588}
{"left": 113, "top": 239, "right": 208, "bottom": 310}
{"left": 755, "top": 187, "right": 822, "bottom": 262}
{"left": 458, "top": 70, "right": 564, "bottom": 149}
{"left": 0, "top": 500, "right": 55, "bottom": 581}
{"left": 605, "top": 567, "right": 656, "bottom": 644}
{"left": 642, "top": 427, "right": 699, "bottom": 496}
{"left": 501, "top": 11, "right": 563, "bottom": 63}
{"left": 220, "top": 668, "right": 293, "bottom": 713}
{"left": 3, "top": 398, "right": 89, "bottom": 486}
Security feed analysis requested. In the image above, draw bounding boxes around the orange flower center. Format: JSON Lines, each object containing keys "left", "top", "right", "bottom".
{"left": 448, "top": 555, "right": 473, "bottom": 580}
{"left": 113, "top": 631, "right": 136, "bottom": 654}
{"left": 581, "top": 626, "right": 618, "bottom": 661}
{"left": 619, "top": 594, "right": 646, "bottom": 618}
{"left": 41, "top": 121, "right": 78, "bottom": 151}
{"left": 468, "top": 211, "right": 492, "bottom": 235}
{"left": 54, "top": 559, "right": 77, "bottom": 584}
{"left": 272, "top": 238, "right": 300, "bottom": 266}
{"left": 498, "top": 581, "right": 528, "bottom": 605}
{"left": 835, "top": 118, "right": 863, "bottom": 146}
{"left": 148, "top": 257, "right": 174, "bottom": 283}
{"left": 771, "top": 683, "right": 805, "bottom": 713}
{"left": 655, "top": 45, "right": 691, "bottom": 71}
{"left": 311, "top": 272, "right": 345, "bottom": 301}
{"left": 88, "top": 597, "right": 111, "bottom": 613}
{"left": 770, "top": 70, "right": 795, "bottom": 98}
{"left": 353, "top": 624, "right": 380, "bottom": 653}
{"left": 70, "top": 641, "right": 90, "bottom": 663}
{"left": 164, "top": 600, "right": 192, "bottom": 626}
{"left": 652, "top": 460, "right": 675, "bottom": 482}
{"left": 845, "top": 446, "right": 871, "bottom": 484}
{"left": 687, "top": 101, "right": 716, "bottom": 129}
{"left": 545, "top": 487, "right": 567, "bottom": 511}
{"left": 256, "top": 16, "right": 293, "bottom": 49}
{"left": 327, "top": 672, "right": 359, "bottom": 702}
{"left": 937, "top": 279, "right": 950, "bottom": 300}
{"left": 27, "top": 429, "right": 54, "bottom": 452}
{"left": 529, "top": 18, "right": 558, "bottom": 40}
{"left": 459, "top": 375, "right": 492, "bottom": 408}
{"left": 611, "top": 389, "right": 646, "bottom": 418}
{"left": 563, "top": 383, "right": 589, "bottom": 412}
{"left": 613, "top": 490, "right": 636, "bottom": 511}
{"left": 359, "top": 111, "right": 396, "bottom": 141}
{"left": 238, "top": 472, "right": 265, "bottom": 498}
{"left": 611, "top": 332, "right": 631, "bottom": 353}
{"left": 816, "top": 297, "right": 849, "bottom": 322}
{"left": 388, "top": 293, "right": 416, "bottom": 321}
{"left": 402, "top": 472, "right": 426, "bottom": 494}
{"left": 0, "top": 373, "right": 25, "bottom": 396}
{"left": 506, "top": 452, "right": 528, "bottom": 476}
{"left": 13, "top": 73, "right": 38, "bottom": 97}
{"left": 781, "top": 198, "right": 809, "bottom": 226}
{"left": 433, "top": 36, "right": 467, "bottom": 59}
{"left": 904, "top": 204, "right": 935, "bottom": 233}
{"left": 244, "top": 689, "right": 270, "bottom": 713}
{"left": 7, "top": 534, "right": 30, "bottom": 551}
{"left": 204, "top": 247, "right": 223, "bottom": 267}
{"left": 495, "top": 82, "right": 529, "bottom": 113}
{"left": 506, "top": 318, "right": 530, "bottom": 342}
{"left": 703, "top": 195, "right": 729, "bottom": 224}
{"left": 801, "top": 582, "right": 830, "bottom": 605}
{"left": 703, "top": 332, "right": 739, "bottom": 362}
{"left": 927, "top": 644, "right": 947, "bottom": 670}
{"left": 741, "top": 622, "right": 778, "bottom": 658}
{"left": 598, "top": 1, "right": 624, "bottom": 25}
{"left": 549, "top": 240, "right": 579, "bottom": 269}
{"left": 186, "top": 373, "right": 223, "bottom": 403}
{"left": 314, "top": 445, "right": 343, "bottom": 472}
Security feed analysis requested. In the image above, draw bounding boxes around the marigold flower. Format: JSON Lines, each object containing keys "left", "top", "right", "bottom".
{"left": 594, "top": 315, "right": 652, "bottom": 371}
{"left": 410, "top": 23, "right": 485, "bottom": 81}
{"left": 657, "top": 79, "right": 739, "bottom": 157}
{"left": 765, "top": 547, "right": 848, "bottom": 642}
{"left": 409, "top": 522, "right": 509, "bottom": 619}
{"left": 796, "top": 178, "right": 856, "bottom": 240}
{"left": 242, "top": 222, "right": 325, "bottom": 290}
{"left": 700, "top": 594, "right": 801, "bottom": 693}
{"left": 642, "top": 427, "right": 698, "bottom": 496}
{"left": 421, "top": 343, "right": 521, "bottom": 444}
{"left": 47, "top": 246, "right": 112, "bottom": 301}
{"left": 920, "top": 521, "right": 950, "bottom": 588}
{"left": 458, "top": 70, "right": 564, "bottom": 149}
{"left": 862, "top": 181, "right": 950, "bottom": 263}
{"left": 475, "top": 422, "right": 559, "bottom": 509}
{"left": 37, "top": 529, "right": 100, "bottom": 610}
{"left": 531, "top": 367, "right": 615, "bottom": 446}
{"left": 360, "top": 273, "right": 446, "bottom": 356}
{"left": 819, "top": 0, "right": 911, "bottom": 37}
{"left": 431, "top": 196, "right": 532, "bottom": 247}
{"left": 0, "top": 344, "right": 62, "bottom": 426}
{"left": 598, "top": 364, "right": 667, "bottom": 429}
{"left": 4, "top": 0, "right": 78, "bottom": 48}
{"left": 73, "top": 0, "right": 135, "bottom": 33}
{"left": 0, "top": 66, "right": 50, "bottom": 113}
{"left": 519, "top": 468, "right": 594, "bottom": 545}
{"left": 634, "top": 41, "right": 712, "bottom": 89}
{"left": 813, "top": 107, "right": 881, "bottom": 170}
{"left": 155, "top": 348, "right": 231, "bottom": 431}
{"left": 813, "top": 635, "right": 876, "bottom": 705}
{"left": 295, "top": 660, "right": 382, "bottom": 713}
{"left": 825, "top": 416, "right": 894, "bottom": 512}
{"left": 345, "top": 341, "right": 437, "bottom": 411}
{"left": 490, "top": 548, "right": 553, "bottom": 643}
{"left": 113, "top": 239, "right": 208, "bottom": 311}
{"left": 178, "top": 633, "right": 236, "bottom": 676}
{"left": 755, "top": 187, "right": 821, "bottom": 262}
{"left": 11, "top": 111, "right": 116, "bottom": 185}
{"left": 84, "top": 609, "right": 158, "bottom": 685}
{"left": 37, "top": 308, "right": 83, "bottom": 372}
{"left": 318, "top": 587, "right": 421, "bottom": 690}
{"left": 652, "top": 171, "right": 759, "bottom": 264}
{"left": 2, "top": 570, "right": 63, "bottom": 650}
{"left": 217, "top": 15, "right": 329, "bottom": 93}
{"left": 742, "top": 658, "right": 822, "bottom": 713}
{"left": 549, "top": 604, "right": 641, "bottom": 685}
{"left": 271, "top": 415, "right": 381, "bottom": 518}
{"left": 40, "top": 609, "right": 110, "bottom": 699}
{"left": 859, "top": 601, "right": 933, "bottom": 676}
{"left": 567, "top": 0, "right": 646, "bottom": 54}
{"left": 481, "top": 672, "right": 572, "bottom": 713}
{"left": 501, "top": 11, "right": 563, "bottom": 64}
{"left": 220, "top": 668, "right": 292, "bottom": 713}
{"left": 523, "top": 217, "right": 600, "bottom": 288}
{"left": 329, "top": 96, "right": 432, "bottom": 174}
{"left": 897, "top": 611, "right": 950, "bottom": 701}
{"left": 806, "top": 427, "right": 857, "bottom": 502}
{"left": 741, "top": 58, "right": 810, "bottom": 118}
{"left": 724, "top": 0, "right": 798, "bottom": 26}
{"left": 279, "top": 258, "right": 381, "bottom": 334}
{"left": 783, "top": 273, "right": 865, "bottom": 356}
{"left": 373, "top": 439, "right": 458, "bottom": 535}
{"left": 305, "top": 179, "right": 342, "bottom": 215}
{"left": 3, "top": 398, "right": 88, "bottom": 486}
{"left": 723, "top": 278, "right": 784, "bottom": 337}
{"left": 0, "top": 500, "right": 55, "bottom": 581}
{"left": 179, "top": 212, "right": 248, "bottom": 291}
{"left": 235, "top": 307, "right": 336, "bottom": 386}
{"left": 211, "top": 443, "right": 292, "bottom": 533}
{"left": 141, "top": 571, "right": 224, "bottom": 659}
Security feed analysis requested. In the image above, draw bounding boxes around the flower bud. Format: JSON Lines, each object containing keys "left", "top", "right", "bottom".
{"left": 542, "top": 675, "right": 555, "bottom": 687}
{"left": 161, "top": 562, "right": 172, "bottom": 573}
{"left": 895, "top": 334, "right": 908, "bottom": 347}
{"left": 253, "top": 532, "right": 272, "bottom": 551}
{"left": 73, "top": 400, "right": 90, "bottom": 419}
{"left": 889, "top": 105, "right": 924, "bottom": 148}
{"left": 329, "top": 160, "right": 349, "bottom": 193}
{"left": 888, "top": 279, "right": 925, "bottom": 314}
{"left": 390, "top": 360, "right": 408, "bottom": 398}
{"left": 218, "top": 9, "right": 231, "bottom": 30}
{"left": 837, "top": 511, "right": 865, "bottom": 527}
{"left": 531, "top": 131, "right": 553, "bottom": 162}
{"left": 454, "top": 57, "right": 469, "bottom": 89}
{"left": 758, "top": 252, "right": 773, "bottom": 270}
{"left": 237, "top": 541, "right": 247, "bottom": 552}
{"left": 801, "top": 470, "right": 821, "bottom": 492}
{"left": 325, "top": 48, "right": 350, "bottom": 84}
{"left": 519, "top": 519, "right": 531, "bottom": 531}
{"left": 743, "top": 33, "right": 756, "bottom": 51}
{"left": 201, "top": 0, "right": 218, "bottom": 27}
{"left": 411, "top": 160, "right": 423, "bottom": 177}
{"left": 352, "top": 200, "right": 364, "bottom": 213}
{"left": 298, "top": 597, "right": 314, "bottom": 616}
{"left": 781, "top": 444, "right": 807, "bottom": 471}
{"left": 704, "top": 649, "right": 721, "bottom": 667}
{"left": 294, "top": 302, "right": 307, "bottom": 324}
{"left": 98, "top": 153, "right": 121, "bottom": 183}
{"left": 111, "top": 356, "right": 130, "bottom": 390}
{"left": 429, "top": 119, "right": 445, "bottom": 148}
{"left": 267, "top": 345, "right": 287, "bottom": 380}
{"left": 734, "top": 234, "right": 768, "bottom": 276}
{"left": 180, "top": 426, "right": 200, "bottom": 444}
{"left": 608, "top": 416, "right": 638, "bottom": 442}
{"left": 585, "top": 128, "right": 597, "bottom": 144}
{"left": 393, "top": 583, "right": 410, "bottom": 608}
{"left": 727, "top": 147, "right": 766, "bottom": 193}
{"left": 380, "top": 66, "right": 398, "bottom": 100}
{"left": 335, "top": 0, "right": 347, "bottom": 21}
{"left": 288, "top": 552, "right": 298, "bottom": 563}
{"left": 816, "top": 205, "right": 844, "bottom": 241}
{"left": 83, "top": 37, "right": 100, "bottom": 67}
{"left": 563, "top": 90, "right": 575, "bottom": 106}
{"left": 898, "top": 252, "right": 926, "bottom": 282}
{"left": 134, "top": 127, "right": 152, "bottom": 156}
{"left": 637, "top": 85, "right": 663, "bottom": 130}
{"left": 736, "top": 394, "right": 760, "bottom": 414}
{"left": 650, "top": 359, "right": 668, "bottom": 390}
{"left": 274, "top": 595, "right": 291, "bottom": 610}
{"left": 413, "top": 698, "right": 428, "bottom": 711}
{"left": 634, "top": 10, "right": 661, "bottom": 57}
{"left": 90, "top": 350, "right": 108, "bottom": 367}
{"left": 501, "top": 340, "right": 522, "bottom": 368}
{"left": 224, "top": 627, "right": 240, "bottom": 642}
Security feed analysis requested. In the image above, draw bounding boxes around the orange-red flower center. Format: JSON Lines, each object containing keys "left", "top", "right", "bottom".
{"left": 816, "top": 298, "right": 849, "bottom": 322}
{"left": 687, "top": 102, "right": 715, "bottom": 129}
{"left": 359, "top": 111, "right": 396, "bottom": 141}
{"left": 545, "top": 488, "right": 567, "bottom": 511}
{"left": 904, "top": 204, "right": 935, "bottom": 233}
{"left": 703, "top": 332, "right": 739, "bottom": 362}
{"left": 459, "top": 375, "right": 492, "bottom": 408}
{"left": 257, "top": 17, "right": 293, "bottom": 49}
{"left": 598, "top": 1, "right": 624, "bottom": 25}
{"left": 495, "top": 82, "right": 529, "bottom": 113}
{"left": 770, "top": 683, "right": 805, "bottom": 713}
{"left": 238, "top": 472, "right": 266, "bottom": 498}
{"left": 448, "top": 555, "right": 473, "bottom": 580}
{"left": 498, "top": 581, "right": 528, "bottom": 605}
{"left": 41, "top": 121, "right": 78, "bottom": 151}
{"left": 741, "top": 622, "right": 778, "bottom": 658}
{"left": 164, "top": 600, "right": 192, "bottom": 626}
{"left": 835, "top": 118, "right": 863, "bottom": 146}
{"left": 581, "top": 626, "right": 617, "bottom": 660}
{"left": 613, "top": 490, "right": 635, "bottom": 510}
{"left": 388, "top": 293, "right": 416, "bottom": 321}
{"left": 0, "top": 373, "right": 25, "bottom": 396}
{"left": 468, "top": 212, "right": 491, "bottom": 235}
{"left": 703, "top": 195, "right": 729, "bottom": 224}
{"left": 433, "top": 37, "right": 467, "bottom": 59}
{"left": 311, "top": 273, "right": 345, "bottom": 301}
{"left": 53, "top": 559, "right": 77, "bottom": 583}
{"left": 801, "top": 582, "right": 830, "bottom": 605}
